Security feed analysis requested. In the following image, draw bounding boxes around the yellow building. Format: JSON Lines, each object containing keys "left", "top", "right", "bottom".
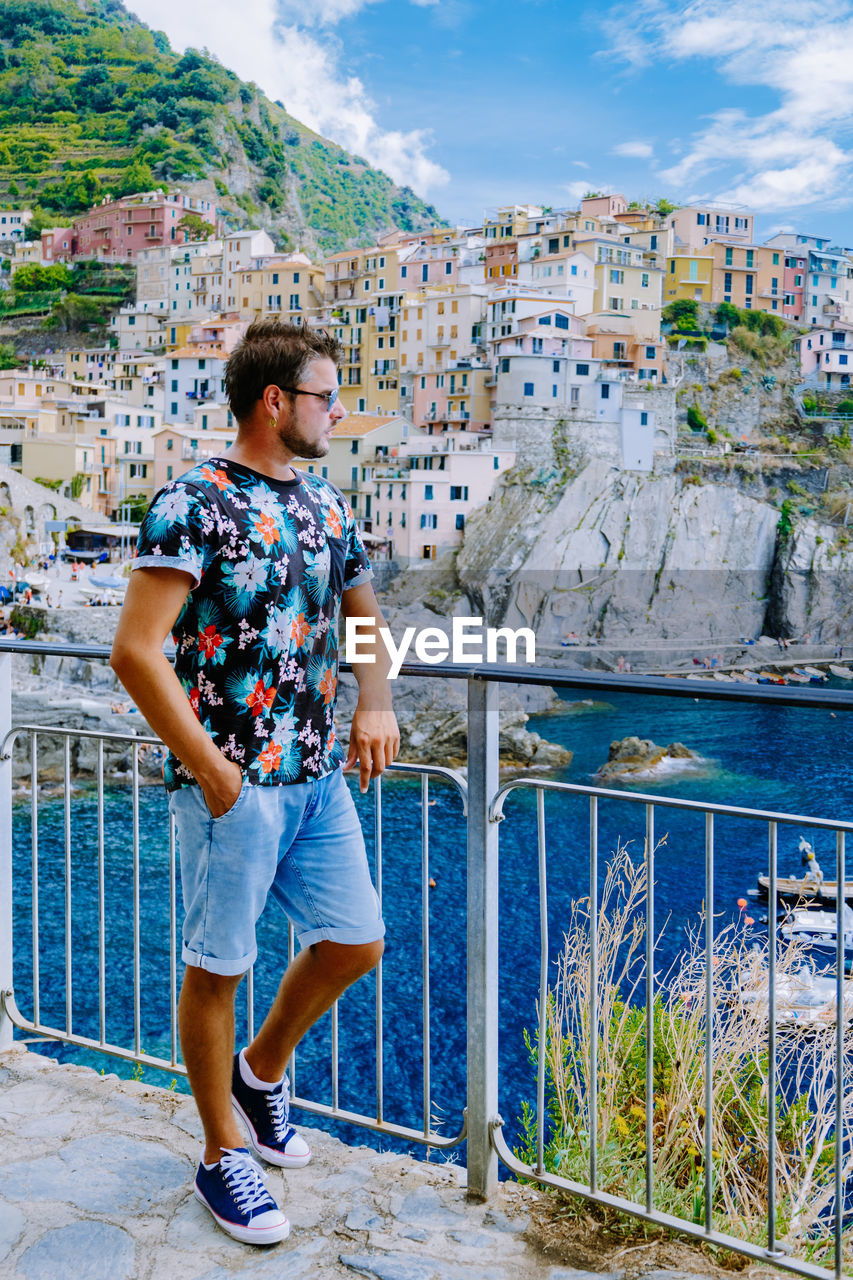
{"left": 663, "top": 249, "right": 714, "bottom": 304}
{"left": 20, "top": 435, "right": 102, "bottom": 511}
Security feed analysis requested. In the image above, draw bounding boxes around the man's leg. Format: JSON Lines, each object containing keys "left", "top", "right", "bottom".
{"left": 245, "top": 938, "right": 384, "bottom": 1083}
{"left": 178, "top": 965, "right": 247, "bottom": 1164}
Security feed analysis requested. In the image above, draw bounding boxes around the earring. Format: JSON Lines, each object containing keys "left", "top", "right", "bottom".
{"left": 270, "top": 416, "right": 276, "bottom": 428}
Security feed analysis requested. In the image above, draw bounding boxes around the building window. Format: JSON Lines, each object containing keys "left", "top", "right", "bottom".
{"left": 424, "top": 484, "right": 433, "bottom": 499}
{"left": 456, "top": 513, "right": 465, "bottom": 530}
{"left": 576, "top": 363, "right": 589, "bottom": 375}
{"left": 724, "top": 272, "right": 732, "bottom": 293}
{"left": 601, "top": 384, "right": 610, "bottom": 399}
{"left": 645, "top": 345, "right": 656, "bottom": 359}
{"left": 745, "top": 274, "right": 754, "bottom": 295}
{"left": 570, "top": 386, "right": 579, "bottom": 404}
{"left": 450, "top": 485, "right": 469, "bottom": 500}
{"left": 523, "top": 382, "right": 534, "bottom": 396}
{"left": 640, "top": 411, "right": 648, "bottom": 425}
{"left": 420, "top": 513, "right": 437, "bottom": 529}
{"left": 553, "top": 360, "right": 561, "bottom": 372}
{"left": 725, "top": 247, "right": 733, "bottom": 266}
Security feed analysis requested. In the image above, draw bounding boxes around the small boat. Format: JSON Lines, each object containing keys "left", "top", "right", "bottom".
{"left": 712, "top": 671, "right": 736, "bottom": 682}
{"left": 780, "top": 902, "right": 853, "bottom": 952}
{"left": 830, "top": 664, "right": 853, "bottom": 679}
{"left": 738, "top": 965, "right": 853, "bottom": 1027}
{"left": 757, "top": 873, "right": 853, "bottom": 902}
{"left": 801, "top": 665, "right": 827, "bottom": 682}
{"left": 757, "top": 671, "right": 786, "bottom": 684}
{"left": 786, "top": 671, "right": 811, "bottom": 684}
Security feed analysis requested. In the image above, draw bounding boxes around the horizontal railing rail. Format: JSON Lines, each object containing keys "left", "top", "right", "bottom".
{"left": 1, "top": 638, "right": 851, "bottom": 1277}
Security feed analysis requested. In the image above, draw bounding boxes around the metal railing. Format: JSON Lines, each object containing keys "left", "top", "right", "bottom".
{"left": 1, "top": 639, "right": 853, "bottom": 1276}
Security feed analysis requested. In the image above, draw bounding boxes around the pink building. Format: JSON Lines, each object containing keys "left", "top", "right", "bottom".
{"left": 72, "top": 191, "right": 218, "bottom": 262}
{"left": 41, "top": 227, "right": 73, "bottom": 263}
{"left": 783, "top": 251, "right": 806, "bottom": 322}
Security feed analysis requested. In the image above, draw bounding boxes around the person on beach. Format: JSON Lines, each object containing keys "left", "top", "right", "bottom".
{"left": 110, "top": 320, "right": 398, "bottom": 1246}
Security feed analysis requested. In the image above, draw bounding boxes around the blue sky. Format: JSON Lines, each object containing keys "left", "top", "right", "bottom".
{"left": 127, "top": 0, "right": 853, "bottom": 245}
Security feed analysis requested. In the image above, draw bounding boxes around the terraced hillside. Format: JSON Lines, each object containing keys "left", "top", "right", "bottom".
{"left": 0, "top": 0, "right": 444, "bottom": 251}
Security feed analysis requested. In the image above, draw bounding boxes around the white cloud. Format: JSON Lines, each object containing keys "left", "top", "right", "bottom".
{"left": 564, "top": 180, "right": 603, "bottom": 202}
{"left": 126, "top": 0, "right": 449, "bottom": 195}
{"left": 612, "top": 141, "right": 653, "bottom": 159}
{"left": 605, "top": 0, "right": 853, "bottom": 214}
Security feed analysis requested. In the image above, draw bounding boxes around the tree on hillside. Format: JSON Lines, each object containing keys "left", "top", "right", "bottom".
{"left": 12, "top": 262, "right": 73, "bottom": 293}
{"left": 0, "top": 342, "right": 18, "bottom": 369}
{"left": 177, "top": 212, "right": 215, "bottom": 242}
{"left": 655, "top": 198, "right": 677, "bottom": 217}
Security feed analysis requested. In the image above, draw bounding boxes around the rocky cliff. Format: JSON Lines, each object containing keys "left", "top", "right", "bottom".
{"left": 456, "top": 455, "right": 853, "bottom": 647}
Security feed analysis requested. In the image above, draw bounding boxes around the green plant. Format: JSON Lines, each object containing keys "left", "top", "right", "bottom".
{"left": 787, "top": 480, "right": 808, "bottom": 497}
{"left": 686, "top": 404, "right": 707, "bottom": 432}
{"left": 10, "top": 606, "right": 44, "bottom": 638}
{"left": 778, "top": 498, "right": 796, "bottom": 539}
{"left": 705, "top": 427, "right": 717, "bottom": 445}
{"left": 33, "top": 476, "right": 63, "bottom": 491}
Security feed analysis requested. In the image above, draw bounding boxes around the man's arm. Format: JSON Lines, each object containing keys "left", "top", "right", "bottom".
{"left": 340, "top": 580, "right": 399, "bottom": 793}
{"left": 110, "top": 567, "right": 242, "bottom": 817}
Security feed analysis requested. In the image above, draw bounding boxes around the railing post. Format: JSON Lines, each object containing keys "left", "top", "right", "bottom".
{"left": 0, "top": 651, "right": 13, "bottom": 1052}
{"left": 466, "top": 677, "right": 499, "bottom": 1199}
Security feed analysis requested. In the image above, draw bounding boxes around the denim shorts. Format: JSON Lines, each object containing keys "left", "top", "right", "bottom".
{"left": 169, "top": 767, "right": 384, "bottom": 975}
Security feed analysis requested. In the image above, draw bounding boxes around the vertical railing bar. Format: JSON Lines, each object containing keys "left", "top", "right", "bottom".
{"left": 535, "top": 788, "right": 548, "bottom": 1176}
{"left": 466, "top": 678, "right": 500, "bottom": 1199}
{"left": 287, "top": 922, "right": 295, "bottom": 1092}
{"left": 132, "top": 741, "right": 141, "bottom": 1059}
{"left": 97, "top": 739, "right": 105, "bottom": 1047}
{"left": 589, "top": 794, "right": 599, "bottom": 1194}
{"left": 169, "top": 811, "right": 178, "bottom": 1067}
{"left": 0, "top": 653, "right": 11, "bottom": 1053}
{"left": 834, "top": 830, "right": 845, "bottom": 1280}
{"left": 704, "top": 811, "right": 714, "bottom": 1233}
{"left": 331, "top": 999, "right": 339, "bottom": 1112}
{"left": 645, "top": 803, "right": 654, "bottom": 1214}
{"left": 30, "top": 732, "right": 40, "bottom": 1029}
{"left": 246, "top": 967, "right": 255, "bottom": 1048}
{"left": 64, "top": 736, "right": 72, "bottom": 1037}
{"left": 374, "top": 772, "right": 384, "bottom": 1125}
{"left": 767, "top": 821, "right": 778, "bottom": 1255}
{"left": 421, "top": 773, "right": 431, "bottom": 1139}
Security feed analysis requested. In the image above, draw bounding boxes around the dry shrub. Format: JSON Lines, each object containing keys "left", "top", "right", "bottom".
{"left": 517, "top": 843, "right": 853, "bottom": 1269}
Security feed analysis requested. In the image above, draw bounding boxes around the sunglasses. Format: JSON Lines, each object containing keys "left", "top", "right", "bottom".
{"left": 279, "top": 385, "right": 340, "bottom": 409}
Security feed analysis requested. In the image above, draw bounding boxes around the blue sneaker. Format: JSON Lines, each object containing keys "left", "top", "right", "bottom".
{"left": 194, "top": 1147, "right": 289, "bottom": 1245}
{"left": 232, "top": 1052, "right": 312, "bottom": 1169}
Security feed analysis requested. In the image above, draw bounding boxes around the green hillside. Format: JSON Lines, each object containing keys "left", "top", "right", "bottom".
{"left": 0, "top": 0, "right": 444, "bottom": 251}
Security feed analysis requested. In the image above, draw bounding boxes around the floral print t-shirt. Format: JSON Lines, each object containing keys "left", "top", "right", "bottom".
{"left": 134, "top": 456, "right": 372, "bottom": 791}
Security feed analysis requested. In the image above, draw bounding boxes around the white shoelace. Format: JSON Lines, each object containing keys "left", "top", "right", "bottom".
{"left": 220, "top": 1150, "right": 273, "bottom": 1213}
{"left": 267, "top": 1077, "right": 290, "bottom": 1138}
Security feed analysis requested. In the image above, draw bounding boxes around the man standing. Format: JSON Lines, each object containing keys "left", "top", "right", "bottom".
{"left": 111, "top": 320, "right": 398, "bottom": 1245}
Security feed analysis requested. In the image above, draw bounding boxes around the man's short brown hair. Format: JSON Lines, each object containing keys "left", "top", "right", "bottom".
{"left": 224, "top": 320, "right": 342, "bottom": 422}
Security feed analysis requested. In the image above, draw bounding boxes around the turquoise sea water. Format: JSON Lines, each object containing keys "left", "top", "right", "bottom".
{"left": 11, "top": 683, "right": 853, "bottom": 1158}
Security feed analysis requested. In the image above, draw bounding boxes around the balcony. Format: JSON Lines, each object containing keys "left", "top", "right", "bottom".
{"left": 1, "top": 638, "right": 852, "bottom": 1280}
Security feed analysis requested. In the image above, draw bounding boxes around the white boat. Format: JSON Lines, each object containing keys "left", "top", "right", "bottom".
{"left": 830, "top": 664, "right": 853, "bottom": 679}
{"left": 738, "top": 965, "right": 853, "bottom": 1027}
{"left": 802, "top": 665, "right": 827, "bottom": 681}
{"left": 712, "top": 671, "right": 736, "bottom": 682}
{"left": 780, "top": 902, "right": 853, "bottom": 952}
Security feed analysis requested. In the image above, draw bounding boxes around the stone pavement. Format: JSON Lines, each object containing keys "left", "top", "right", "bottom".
{"left": 0, "top": 1046, "right": 727, "bottom": 1280}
